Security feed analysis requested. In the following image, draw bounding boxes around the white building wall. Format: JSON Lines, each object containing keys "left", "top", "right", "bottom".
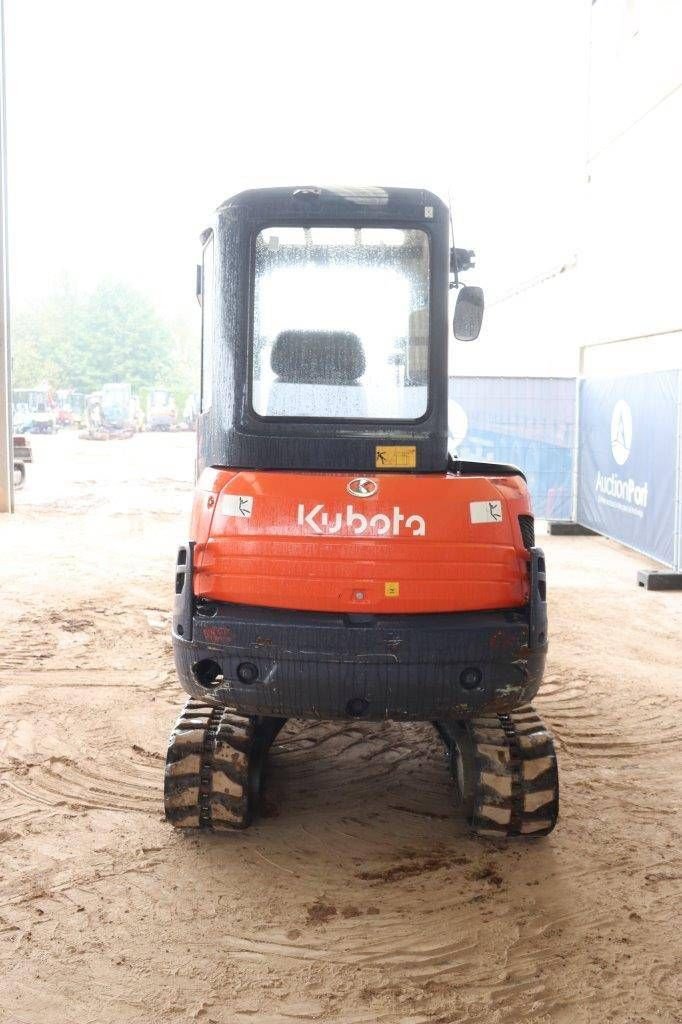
{"left": 582, "top": 0, "right": 682, "bottom": 370}
{"left": 452, "top": 266, "right": 579, "bottom": 378}
{"left": 460, "top": 0, "right": 682, "bottom": 379}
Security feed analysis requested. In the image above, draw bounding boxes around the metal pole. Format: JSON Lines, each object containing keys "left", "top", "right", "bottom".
{"left": 671, "top": 370, "right": 675, "bottom": 577}
{"left": 571, "top": 344, "right": 584, "bottom": 525}
{"left": 0, "top": 0, "right": 12, "bottom": 513}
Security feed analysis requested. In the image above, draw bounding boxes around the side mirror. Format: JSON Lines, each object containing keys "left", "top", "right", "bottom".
{"left": 453, "top": 285, "right": 484, "bottom": 342}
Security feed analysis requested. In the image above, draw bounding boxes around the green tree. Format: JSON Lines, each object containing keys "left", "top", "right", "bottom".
{"left": 12, "top": 275, "right": 83, "bottom": 387}
{"left": 11, "top": 279, "right": 180, "bottom": 395}
{"left": 168, "top": 311, "right": 200, "bottom": 410}
{"left": 77, "top": 280, "right": 173, "bottom": 393}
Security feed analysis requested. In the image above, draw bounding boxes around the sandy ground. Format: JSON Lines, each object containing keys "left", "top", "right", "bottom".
{"left": 1, "top": 431, "right": 681, "bottom": 1024}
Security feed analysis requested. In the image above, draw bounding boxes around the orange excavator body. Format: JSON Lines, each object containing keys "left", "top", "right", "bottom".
{"left": 169, "top": 187, "right": 548, "bottom": 724}
{"left": 191, "top": 469, "right": 533, "bottom": 615}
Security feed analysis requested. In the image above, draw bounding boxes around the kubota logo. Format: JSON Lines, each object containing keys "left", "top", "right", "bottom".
{"left": 297, "top": 504, "right": 426, "bottom": 536}
{"left": 347, "top": 477, "right": 378, "bottom": 498}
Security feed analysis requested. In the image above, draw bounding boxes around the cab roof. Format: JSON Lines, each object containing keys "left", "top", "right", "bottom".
{"left": 216, "top": 186, "right": 448, "bottom": 223}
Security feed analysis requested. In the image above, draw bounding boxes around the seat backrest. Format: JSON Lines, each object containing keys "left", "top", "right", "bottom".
{"left": 266, "top": 330, "right": 368, "bottom": 417}
{"left": 270, "top": 330, "right": 365, "bottom": 384}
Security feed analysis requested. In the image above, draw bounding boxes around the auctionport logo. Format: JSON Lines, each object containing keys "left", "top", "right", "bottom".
{"left": 595, "top": 399, "right": 647, "bottom": 517}
{"left": 610, "top": 400, "right": 633, "bottom": 466}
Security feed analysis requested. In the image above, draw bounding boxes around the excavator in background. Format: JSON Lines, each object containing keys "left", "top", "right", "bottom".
{"left": 82, "top": 382, "right": 142, "bottom": 439}
{"left": 147, "top": 387, "right": 177, "bottom": 431}
{"left": 56, "top": 390, "right": 86, "bottom": 428}
{"left": 164, "top": 187, "right": 559, "bottom": 839}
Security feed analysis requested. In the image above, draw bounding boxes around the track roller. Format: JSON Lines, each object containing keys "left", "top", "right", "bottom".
{"left": 435, "top": 704, "right": 559, "bottom": 838}
{"left": 164, "top": 698, "right": 286, "bottom": 831}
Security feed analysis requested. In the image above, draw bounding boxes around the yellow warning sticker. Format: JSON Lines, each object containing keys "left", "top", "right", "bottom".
{"left": 375, "top": 445, "right": 417, "bottom": 468}
{"left": 384, "top": 582, "right": 400, "bottom": 597}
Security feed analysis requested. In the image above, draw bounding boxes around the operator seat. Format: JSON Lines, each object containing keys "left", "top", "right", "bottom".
{"left": 266, "top": 330, "right": 368, "bottom": 418}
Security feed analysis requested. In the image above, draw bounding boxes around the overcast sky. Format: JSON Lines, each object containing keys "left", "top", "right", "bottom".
{"left": 5, "top": 0, "right": 589, "bottom": 321}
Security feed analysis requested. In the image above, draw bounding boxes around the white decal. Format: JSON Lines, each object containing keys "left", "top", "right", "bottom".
{"left": 470, "top": 500, "right": 503, "bottom": 524}
{"left": 297, "top": 504, "right": 426, "bottom": 537}
{"left": 220, "top": 494, "right": 253, "bottom": 518}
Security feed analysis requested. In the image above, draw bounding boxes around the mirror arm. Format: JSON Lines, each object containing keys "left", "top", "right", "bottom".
{"left": 450, "top": 248, "right": 476, "bottom": 286}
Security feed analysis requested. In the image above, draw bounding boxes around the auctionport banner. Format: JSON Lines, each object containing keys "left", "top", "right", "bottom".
{"left": 577, "top": 371, "right": 679, "bottom": 566}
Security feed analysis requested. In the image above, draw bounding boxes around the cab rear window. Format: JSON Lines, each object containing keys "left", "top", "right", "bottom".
{"left": 251, "top": 226, "right": 430, "bottom": 420}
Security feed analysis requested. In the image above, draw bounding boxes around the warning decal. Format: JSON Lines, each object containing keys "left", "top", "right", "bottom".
{"left": 220, "top": 494, "right": 254, "bottom": 518}
{"left": 470, "top": 500, "right": 503, "bottom": 524}
{"left": 375, "top": 445, "right": 417, "bottom": 469}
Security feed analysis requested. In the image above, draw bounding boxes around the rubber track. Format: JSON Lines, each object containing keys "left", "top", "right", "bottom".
{"left": 469, "top": 704, "right": 559, "bottom": 838}
{"left": 164, "top": 699, "right": 254, "bottom": 830}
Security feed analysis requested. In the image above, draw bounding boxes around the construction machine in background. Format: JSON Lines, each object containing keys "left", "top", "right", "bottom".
{"left": 82, "top": 382, "right": 141, "bottom": 439}
{"left": 12, "top": 433, "right": 32, "bottom": 489}
{"left": 12, "top": 387, "right": 57, "bottom": 433}
{"left": 164, "top": 186, "right": 559, "bottom": 839}
{"left": 147, "top": 387, "right": 177, "bottom": 431}
{"left": 56, "top": 390, "right": 86, "bottom": 428}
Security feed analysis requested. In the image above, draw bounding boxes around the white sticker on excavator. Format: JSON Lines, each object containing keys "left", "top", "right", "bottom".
{"left": 470, "top": 500, "right": 503, "bottom": 524}
{"left": 220, "top": 494, "right": 253, "bottom": 518}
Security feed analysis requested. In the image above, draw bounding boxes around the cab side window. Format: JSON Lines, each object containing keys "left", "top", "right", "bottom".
{"left": 201, "top": 235, "right": 214, "bottom": 412}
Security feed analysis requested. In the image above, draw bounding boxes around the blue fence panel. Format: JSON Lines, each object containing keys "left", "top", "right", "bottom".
{"left": 577, "top": 370, "right": 680, "bottom": 567}
{"left": 448, "top": 377, "right": 576, "bottom": 520}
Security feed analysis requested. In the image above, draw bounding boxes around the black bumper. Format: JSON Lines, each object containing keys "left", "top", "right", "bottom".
{"left": 171, "top": 544, "right": 548, "bottom": 721}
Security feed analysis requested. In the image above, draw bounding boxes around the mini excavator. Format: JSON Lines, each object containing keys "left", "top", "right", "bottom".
{"left": 164, "top": 187, "right": 559, "bottom": 838}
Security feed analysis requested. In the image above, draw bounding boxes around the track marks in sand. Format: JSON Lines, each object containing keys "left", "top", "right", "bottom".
{"left": 1, "top": 708, "right": 164, "bottom": 816}
{"left": 0, "top": 602, "right": 173, "bottom": 676}
{"left": 536, "top": 673, "right": 682, "bottom": 765}
{"left": 4, "top": 747, "right": 161, "bottom": 814}
{"left": 0, "top": 849, "right": 167, "bottom": 935}
{"left": 3, "top": 700, "right": 681, "bottom": 1024}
